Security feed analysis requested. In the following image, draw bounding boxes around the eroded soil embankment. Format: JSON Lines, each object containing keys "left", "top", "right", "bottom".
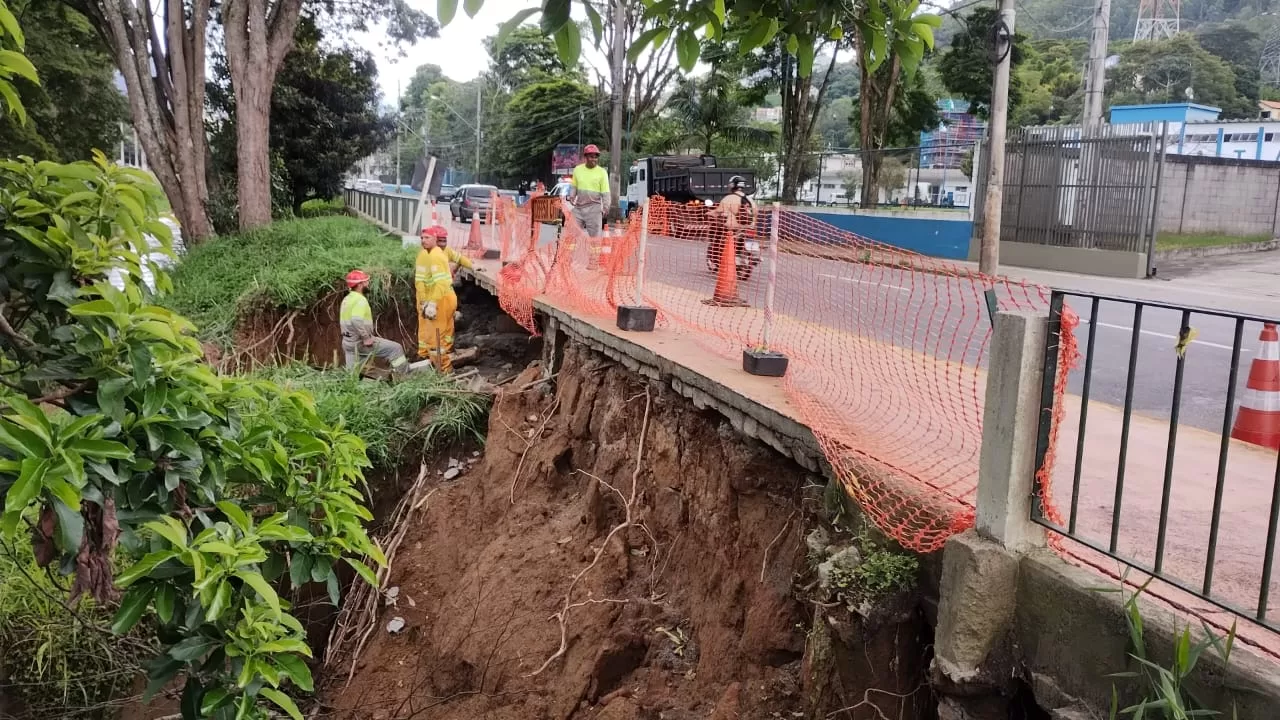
{"left": 326, "top": 337, "right": 938, "bottom": 720}
{"left": 327, "top": 341, "right": 816, "bottom": 719}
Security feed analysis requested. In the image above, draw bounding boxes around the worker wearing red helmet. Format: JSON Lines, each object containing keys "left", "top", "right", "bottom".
{"left": 340, "top": 269, "right": 409, "bottom": 375}
{"left": 569, "top": 143, "right": 610, "bottom": 237}
{"left": 414, "top": 225, "right": 474, "bottom": 373}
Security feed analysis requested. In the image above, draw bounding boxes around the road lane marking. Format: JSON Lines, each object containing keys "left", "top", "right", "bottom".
{"left": 1086, "top": 320, "right": 1247, "bottom": 352}
{"left": 817, "top": 273, "right": 909, "bottom": 293}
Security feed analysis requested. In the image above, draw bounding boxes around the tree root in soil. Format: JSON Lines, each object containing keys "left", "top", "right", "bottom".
{"left": 323, "top": 462, "right": 434, "bottom": 685}
{"left": 526, "top": 386, "right": 652, "bottom": 678}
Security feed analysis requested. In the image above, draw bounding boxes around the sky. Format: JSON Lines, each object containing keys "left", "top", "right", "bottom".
{"left": 364, "top": 0, "right": 539, "bottom": 105}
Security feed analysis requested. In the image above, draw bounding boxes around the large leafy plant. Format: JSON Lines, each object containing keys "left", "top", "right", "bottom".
{"left": 0, "top": 155, "right": 384, "bottom": 718}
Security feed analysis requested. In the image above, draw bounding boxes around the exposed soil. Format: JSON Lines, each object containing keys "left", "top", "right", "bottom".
{"left": 323, "top": 342, "right": 816, "bottom": 719}
{"left": 320, "top": 339, "right": 938, "bottom": 720}
{"left": 214, "top": 279, "right": 537, "bottom": 379}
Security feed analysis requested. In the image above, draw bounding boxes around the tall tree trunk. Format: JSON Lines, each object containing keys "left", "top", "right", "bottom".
{"left": 88, "top": 0, "right": 214, "bottom": 240}
{"left": 222, "top": 0, "right": 303, "bottom": 231}
{"left": 858, "top": 54, "right": 901, "bottom": 207}
{"left": 779, "top": 46, "right": 839, "bottom": 202}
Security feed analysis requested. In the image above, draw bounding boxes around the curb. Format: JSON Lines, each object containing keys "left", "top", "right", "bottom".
{"left": 1154, "top": 238, "right": 1280, "bottom": 262}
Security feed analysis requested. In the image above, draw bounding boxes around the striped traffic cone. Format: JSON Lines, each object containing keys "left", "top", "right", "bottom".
{"left": 465, "top": 213, "right": 484, "bottom": 256}
{"left": 1231, "top": 323, "right": 1280, "bottom": 450}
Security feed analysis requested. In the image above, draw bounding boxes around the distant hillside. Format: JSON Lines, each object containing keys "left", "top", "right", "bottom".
{"left": 1014, "top": 0, "right": 1277, "bottom": 41}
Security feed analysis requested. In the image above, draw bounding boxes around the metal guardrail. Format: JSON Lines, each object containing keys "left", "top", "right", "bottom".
{"left": 1032, "top": 289, "right": 1280, "bottom": 633}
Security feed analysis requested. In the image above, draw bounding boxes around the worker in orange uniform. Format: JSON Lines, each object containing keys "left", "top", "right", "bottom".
{"left": 415, "top": 225, "right": 479, "bottom": 373}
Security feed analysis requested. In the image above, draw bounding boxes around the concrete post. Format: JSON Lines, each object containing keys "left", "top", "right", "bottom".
{"left": 976, "top": 310, "right": 1048, "bottom": 553}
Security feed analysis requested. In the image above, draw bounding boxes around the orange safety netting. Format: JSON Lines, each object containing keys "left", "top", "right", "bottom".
{"left": 488, "top": 194, "right": 1073, "bottom": 553}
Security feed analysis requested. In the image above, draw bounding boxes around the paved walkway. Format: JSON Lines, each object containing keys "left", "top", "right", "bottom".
{"left": 441, "top": 215, "right": 1280, "bottom": 657}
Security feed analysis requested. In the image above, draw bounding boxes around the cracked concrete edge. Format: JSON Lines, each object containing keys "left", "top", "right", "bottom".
{"left": 458, "top": 270, "right": 827, "bottom": 473}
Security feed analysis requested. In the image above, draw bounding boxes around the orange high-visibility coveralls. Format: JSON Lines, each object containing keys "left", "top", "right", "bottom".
{"left": 414, "top": 245, "right": 472, "bottom": 372}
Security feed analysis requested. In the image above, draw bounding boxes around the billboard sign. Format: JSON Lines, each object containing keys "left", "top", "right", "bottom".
{"left": 552, "top": 144, "right": 582, "bottom": 177}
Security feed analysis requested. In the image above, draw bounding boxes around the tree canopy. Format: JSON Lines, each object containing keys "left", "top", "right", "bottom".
{"left": 1109, "top": 34, "right": 1247, "bottom": 117}
{"left": 937, "top": 6, "right": 1028, "bottom": 120}
{"left": 0, "top": 0, "right": 126, "bottom": 162}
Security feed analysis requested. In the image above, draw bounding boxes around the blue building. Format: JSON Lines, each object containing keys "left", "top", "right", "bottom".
{"left": 1109, "top": 102, "right": 1280, "bottom": 161}
{"left": 1108, "top": 102, "right": 1223, "bottom": 125}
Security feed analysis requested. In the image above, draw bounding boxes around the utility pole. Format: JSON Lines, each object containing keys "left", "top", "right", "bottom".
{"left": 395, "top": 79, "right": 402, "bottom": 190}
{"left": 608, "top": 0, "right": 626, "bottom": 219}
{"left": 475, "top": 82, "right": 482, "bottom": 181}
{"left": 979, "top": 0, "right": 1015, "bottom": 275}
{"left": 1081, "top": 0, "right": 1110, "bottom": 128}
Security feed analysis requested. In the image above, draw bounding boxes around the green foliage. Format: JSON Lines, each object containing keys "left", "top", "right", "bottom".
{"left": 937, "top": 6, "right": 1028, "bottom": 120}
{"left": 1110, "top": 35, "right": 1247, "bottom": 118}
{"left": 163, "top": 216, "right": 415, "bottom": 345}
{"left": 1106, "top": 578, "right": 1237, "bottom": 719}
{"left": 469, "top": 0, "right": 937, "bottom": 82}
{"left": 0, "top": 0, "right": 125, "bottom": 162}
{"left": 208, "top": 18, "right": 389, "bottom": 222}
{"left": 1195, "top": 21, "right": 1263, "bottom": 108}
{"left": 253, "top": 364, "right": 489, "bottom": 467}
{"left": 0, "top": 0, "right": 35, "bottom": 124}
{"left": 663, "top": 71, "right": 778, "bottom": 155}
{"left": 486, "top": 25, "right": 573, "bottom": 93}
{"left": 851, "top": 66, "right": 941, "bottom": 148}
{"left": 825, "top": 533, "right": 919, "bottom": 609}
{"left": 0, "top": 539, "right": 156, "bottom": 718}
{"left": 0, "top": 154, "right": 385, "bottom": 719}
{"left": 299, "top": 197, "right": 349, "bottom": 218}
{"left": 492, "top": 77, "right": 600, "bottom": 181}
{"left": 271, "top": 18, "right": 392, "bottom": 212}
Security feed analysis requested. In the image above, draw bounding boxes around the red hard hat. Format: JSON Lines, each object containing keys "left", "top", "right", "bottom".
{"left": 345, "top": 269, "right": 370, "bottom": 288}
{"left": 583, "top": 144, "right": 600, "bottom": 155}
{"left": 421, "top": 225, "right": 448, "bottom": 238}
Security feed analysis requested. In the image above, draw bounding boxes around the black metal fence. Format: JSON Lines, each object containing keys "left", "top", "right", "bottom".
{"left": 1032, "top": 289, "right": 1280, "bottom": 632}
{"left": 974, "top": 124, "right": 1168, "bottom": 276}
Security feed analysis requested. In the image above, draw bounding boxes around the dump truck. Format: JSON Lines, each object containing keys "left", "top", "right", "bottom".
{"left": 625, "top": 155, "right": 763, "bottom": 280}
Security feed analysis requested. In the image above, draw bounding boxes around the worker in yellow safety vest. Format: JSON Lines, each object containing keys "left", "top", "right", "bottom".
{"left": 340, "top": 270, "right": 409, "bottom": 376}
{"left": 570, "top": 143, "right": 609, "bottom": 237}
{"left": 415, "top": 225, "right": 480, "bottom": 372}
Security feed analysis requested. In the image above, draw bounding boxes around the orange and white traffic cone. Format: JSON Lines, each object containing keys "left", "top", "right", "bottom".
{"left": 1231, "top": 322, "right": 1280, "bottom": 450}
{"left": 466, "top": 213, "right": 484, "bottom": 256}
{"left": 702, "top": 230, "right": 747, "bottom": 307}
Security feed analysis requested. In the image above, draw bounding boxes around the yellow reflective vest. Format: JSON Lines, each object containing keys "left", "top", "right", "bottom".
{"left": 415, "top": 246, "right": 472, "bottom": 304}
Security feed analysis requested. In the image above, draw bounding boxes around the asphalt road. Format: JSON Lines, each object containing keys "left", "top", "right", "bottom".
{"left": 636, "top": 234, "right": 1278, "bottom": 434}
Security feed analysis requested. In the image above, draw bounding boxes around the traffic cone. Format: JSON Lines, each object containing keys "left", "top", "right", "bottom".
{"left": 702, "top": 230, "right": 748, "bottom": 307}
{"left": 466, "top": 213, "right": 484, "bottom": 256}
{"left": 1231, "top": 323, "right": 1280, "bottom": 450}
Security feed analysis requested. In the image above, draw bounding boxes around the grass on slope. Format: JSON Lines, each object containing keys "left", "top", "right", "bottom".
{"left": 254, "top": 364, "right": 489, "bottom": 467}
{"left": 1155, "top": 232, "right": 1272, "bottom": 252}
{"left": 165, "top": 216, "right": 416, "bottom": 344}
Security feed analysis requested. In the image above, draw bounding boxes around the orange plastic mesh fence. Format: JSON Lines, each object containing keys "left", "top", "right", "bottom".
{"left": 492, "top": 195, "right": 1074, "bottom": 553}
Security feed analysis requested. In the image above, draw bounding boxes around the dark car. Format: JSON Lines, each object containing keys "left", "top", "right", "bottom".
{"left": 449, "top": 184, "right": 498, "bottom": 223}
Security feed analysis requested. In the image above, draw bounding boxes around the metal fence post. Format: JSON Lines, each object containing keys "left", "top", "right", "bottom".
{"left": 762, "top": 202, "right": 780, "bottom": 349}
{"left": 635, "top": 200, "right": 649, "bottom": 301}
{"left": 976, "top": 309, "right": 1050, "bottom": 553}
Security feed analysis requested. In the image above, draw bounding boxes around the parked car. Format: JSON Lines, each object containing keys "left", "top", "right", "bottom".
{"left": 449, "top": 184, "right": 498, "bottom": 222}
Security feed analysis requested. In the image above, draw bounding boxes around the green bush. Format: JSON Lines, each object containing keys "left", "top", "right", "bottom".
{"left": 254, "top": 364, "right": 488, "bottom": 467}
{"left": 0, "top": 154, "right": 385, "bottom": 720}
{"left": 164, "top": 215, "right": 416, "bottom": 345}
{"left": 299, "top": 197, "right": 348, "bottom": 218}
{"left": 0, "top": 541, "right": 155, "bottom": 719}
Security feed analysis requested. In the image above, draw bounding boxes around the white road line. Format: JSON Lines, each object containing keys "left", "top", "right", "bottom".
{"left": 1086, "top": 320, "right": 1247, "bottom": 352}
{"left": 817, "top": 273, "right": 910, "bottom": 293}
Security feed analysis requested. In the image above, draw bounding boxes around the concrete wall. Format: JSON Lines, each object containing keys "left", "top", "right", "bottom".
{"left": 1157, "top": 155, "right": 1280, "bottom": 237}
{"left": 798, "top": 210, "right": 974, "bottom": 260}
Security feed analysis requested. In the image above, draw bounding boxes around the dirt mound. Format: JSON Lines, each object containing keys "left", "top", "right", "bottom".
{"left": 325, "top": 343, "right": 814, "bottom": 719}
